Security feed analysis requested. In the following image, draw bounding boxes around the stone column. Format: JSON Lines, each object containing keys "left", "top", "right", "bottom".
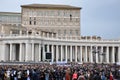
{"left": 106, "top": 46, "right": 109, "bottom": 63}
{"left": 12, "top": 44, "right": 16, "bottom": 61}
{"left": 90, "top": 46, "right": 93, "bottom": 63}
{"left": 10, "top": 43, "right": 13, "bottom": 61}
{"left": 19, "top": 30, "right": 22, "bottom": 35}
{"left": 61, "top": 45, "right": 63, "bottom": 61}
{"left": 85, "top": 46, "right": 88, "bottom": 62}
{"left": 70, "top": 45, "right": 72, "bottom": 62}
{"left": 47, "top": 44, "right": 50, "bottom": 52}
{"left": 5, "top": 45, "right": 9, "bottom": 61}
{"left": 43, "top": 32, "right": 45, "bottom": 37}
{"left": 25, "top": 43, "right": 32, "bottom": 61}
{"left": 100, "top": 46, "right": 103, "bottom": 63}
{"left": 19, "top": 43, "right": 22, "bottom": 61}
{"left": 25, "top": 43, "right": 28, "bottom": 61}
{"left": 75, "top": 46, "right": 77, "bottom": 62}
{"left": 51, "top": 45, "right": 54, "bottom": 62}
{"left": 80, "top": 46, "right": 83, "bottom": 63}
{"left": 112, "top": 46, "right": 115, "bottom": 63}
{"left": 77, "top": 46, "right": 80, "bottom": 62}
{"left": 34, "top": 44, "right": 39, "bottom": 62}
{"left": 47, "top": 33, "right": 49, "bottom": 38}
{"left": 42, "top": 44, "right": 45, "bottom": 61}
{"left": 10, "top": 31, "right": 12, "bottom": 35}
{"left": 95, "top": 46, "right": 98, "bottom": 63}
{"left": 51, "top": 33, "right": 54, "bottom": 38}
{"left": 0, "top": 43, "right": 5, "bottom": 61}
{"left": 39, "top": 44, "right": 41, "bottom": 61}
{"left": 56, "top": 45, "right": 58, "bottom": 62}
{"left": 26, "top": 30, "right": 29, "bottom": 35}
{"left": 22, "top": 44, "right": 25, "bottom": 62}
{"left": 118, "top": 46, "right": 120, "bottom": 62}
{"left": 65, "top": 45, "right": 68, "bottom": 62}
{"left": 32, "top": 43, "right": 34, "bottom": 61}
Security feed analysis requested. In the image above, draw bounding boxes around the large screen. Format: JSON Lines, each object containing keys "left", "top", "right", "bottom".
{"left": 46, "top": 52, "right": 52, "bottom": 59}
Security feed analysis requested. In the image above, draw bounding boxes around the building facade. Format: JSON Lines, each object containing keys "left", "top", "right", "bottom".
{"left": 0, "top": 4, "right": 120, "bottom": 64}
{"left": 0, "top": 12, "right": 21, "bottom": 26}
{"left": 21, "top": 4, "right": 80, "bottom": 37}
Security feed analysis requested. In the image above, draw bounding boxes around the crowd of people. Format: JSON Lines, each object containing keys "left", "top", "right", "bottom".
{"left": 0, "top": 63, "right": 120, "bottom": 80}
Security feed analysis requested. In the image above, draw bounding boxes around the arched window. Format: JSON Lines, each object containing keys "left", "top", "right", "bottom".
{"left": 28, "top": 30, "right": 32, "bottom": 35}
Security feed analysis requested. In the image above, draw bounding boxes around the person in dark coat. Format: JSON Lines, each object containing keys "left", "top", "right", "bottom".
{"left": 93, "top": 72, "right": 101, "bottom": 80}
{"left": 40, "top": 71, "right": 45, "bottom": 80}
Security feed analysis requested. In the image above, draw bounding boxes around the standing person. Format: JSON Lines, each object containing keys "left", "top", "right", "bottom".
{"left": 101, "top": 73, "right": 106, "bottom": 80}
{"left": 31, "top": 69, "right": 38, "bottom": 80}
{"left": 72, "top": 71, "right": 78, "bottom": 80}
{"left": 17, "top": 70, "right": 22, "bottom": 80}
{"left": 93, "top": 72, "right": 101, "bottom": 80}
{"left": 109, "top": 72, "right": 114, "bottom": 80}
{"left": 0, "top": 69, "right": 4, "bottom": 80}
{"left": 49, "top": 71, "right": 54, "bottom": 80}
{"left": 45, "top": 70, "right": 49, "bottom": 80}
{"left": 26, "top": 69, "right": 30, "bottom": 80}
{"left": 77, "top": 73, "right": 85, "bottom": 80}
{"left": 6, "top": 69, "right": 11, "bottom": 80}
{"left": 13, "top": 69, "right": 18, "bottom": 80}
{"left": 4, "top": 71, "right": 7, "bottom": 80}
{"left": 40, "top": 70, "right": 45, "bottom": 80}
{"left": 65, "top": 68, "right": 71, "bottom": 80}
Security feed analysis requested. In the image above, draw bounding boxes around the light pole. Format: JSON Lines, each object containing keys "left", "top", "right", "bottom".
{"left": 92, "top": 46, "right": 106, "bottom": 67}
{"left": 92, "top": 46, "right": 100, "bottom": 66}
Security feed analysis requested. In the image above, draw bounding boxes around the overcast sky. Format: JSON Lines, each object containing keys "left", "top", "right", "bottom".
{"left": 0, "top": 0, "right": 120, "bottom": 39}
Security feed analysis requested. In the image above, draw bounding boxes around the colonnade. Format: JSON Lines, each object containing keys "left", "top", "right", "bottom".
{"left": 0, "top": 42, "right": 120, "bottom": 64}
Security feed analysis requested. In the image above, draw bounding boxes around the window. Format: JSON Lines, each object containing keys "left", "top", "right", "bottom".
{"left": 29, "top": 17, "right": 32, "bottom": 25}
{"left": 28, "top": 30, "right": 32, "bottom": 35}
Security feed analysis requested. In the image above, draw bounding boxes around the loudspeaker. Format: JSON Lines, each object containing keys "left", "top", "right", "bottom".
{"left": 46, "top": 52, "right": 52, "bottom": 59}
